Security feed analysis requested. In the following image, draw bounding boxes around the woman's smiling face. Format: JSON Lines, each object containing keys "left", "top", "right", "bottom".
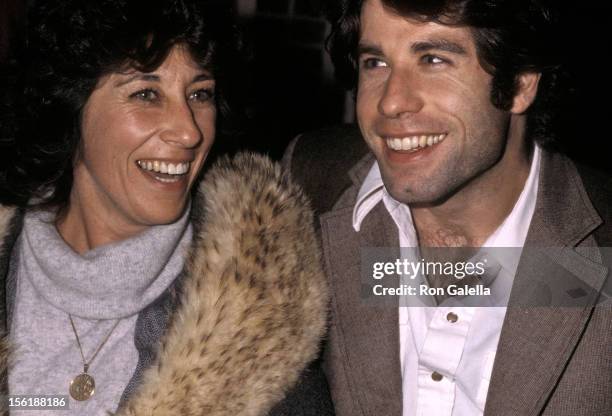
{"left": 72, "top": 45, "right": 216, "bottom": 233}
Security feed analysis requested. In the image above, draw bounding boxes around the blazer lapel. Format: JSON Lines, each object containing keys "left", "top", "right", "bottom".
{"left": 484, "top": 151, "right": 608, "bottom": 415}
{"left": 320, "top": 154, "right": 403, "bottom": 416}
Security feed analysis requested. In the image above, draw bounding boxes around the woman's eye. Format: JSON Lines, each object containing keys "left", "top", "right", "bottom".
{"left": 130, "top": 89, "right": 158, "bottom": 102}
{"left": 189, "top": 88, "right": 215, "bottom": 103}
{"left": 361, "top": 58, "right": 388, "bottom": 69}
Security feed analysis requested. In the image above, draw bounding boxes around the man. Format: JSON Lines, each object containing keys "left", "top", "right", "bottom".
{"left": 283, "top": 0, "right": 612, "bottom": 415}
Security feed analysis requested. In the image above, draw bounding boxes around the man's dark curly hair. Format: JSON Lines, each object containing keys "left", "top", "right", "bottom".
{"left": 0, "top": 0, "right": 244, "bottom": 207}
{"left": 326, "top": 0, "right": 566, "bottom": 148}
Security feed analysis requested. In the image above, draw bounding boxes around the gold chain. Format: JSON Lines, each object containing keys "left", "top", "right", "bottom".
{"left": 68, "top": 315, "right": 121, "bottom": 373}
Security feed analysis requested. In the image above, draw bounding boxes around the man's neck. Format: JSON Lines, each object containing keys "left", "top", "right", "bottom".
{"left": 412, "top": 120, "right": 533, "bottom": 248}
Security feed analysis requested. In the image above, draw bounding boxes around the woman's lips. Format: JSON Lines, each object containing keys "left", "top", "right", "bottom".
{"left": 136, "top": 160, "right": 191, "bottom": 184}
{"left": 136, "top": 159, "right": 191, "bottom": 175}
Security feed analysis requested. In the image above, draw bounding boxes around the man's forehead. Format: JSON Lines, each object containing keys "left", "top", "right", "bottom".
{"left": 359, "top": 0, "right": 476, "bottom": 53}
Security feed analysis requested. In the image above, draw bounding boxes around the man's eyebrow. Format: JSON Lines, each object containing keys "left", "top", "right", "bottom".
{"left": 115, "top": 74, "right": 160, "bottom": 87}
{"left": 357, "top": 42, "right": 384, "bottom": 56}
{"left": 358, "top": 39, "right": 468, "bottom": 57}
{"left": 411, "top": 39, "right": 468, "bottom": 55}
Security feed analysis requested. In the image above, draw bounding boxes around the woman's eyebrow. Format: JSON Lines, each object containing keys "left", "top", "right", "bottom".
{"left": 192, "top": 73, "right": 214, "bottom": 83}
{"left": 114, "top": 74, "right": 160, "bottom": 87}
{"left": 114, "top": 73, "right": 212, "bottom": 87}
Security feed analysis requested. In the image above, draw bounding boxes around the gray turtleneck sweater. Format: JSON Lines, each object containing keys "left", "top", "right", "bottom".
{"left": 8, "top": 207, "right": 193, "bottom": 415}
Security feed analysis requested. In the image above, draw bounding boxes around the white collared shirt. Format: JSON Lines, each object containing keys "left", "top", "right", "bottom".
{"left": 352, "top": 146, "right": 541, "bottom": 416}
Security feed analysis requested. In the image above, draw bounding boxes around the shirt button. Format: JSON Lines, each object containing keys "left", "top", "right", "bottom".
{"left": 446, "top": 312, "right": 458, "bottom": 323}
{"left": 431, "top": 371, "right": 443, "bottom": 382}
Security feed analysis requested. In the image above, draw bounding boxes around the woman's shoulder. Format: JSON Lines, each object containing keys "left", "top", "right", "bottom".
{"left": 0, "top": 204, "right": 22, "bottom": 262}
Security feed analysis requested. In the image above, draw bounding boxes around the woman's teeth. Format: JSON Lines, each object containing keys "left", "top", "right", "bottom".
{"left": 136, "top": 160, "right": 190, "bottom": 175}
{"left": 385, "top": 134, "right": 446, "bottom": 151}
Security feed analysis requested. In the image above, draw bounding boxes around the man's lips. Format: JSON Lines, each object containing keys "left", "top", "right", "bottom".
{"left": 382, "top": 133, "right": 447, "bottom": 152}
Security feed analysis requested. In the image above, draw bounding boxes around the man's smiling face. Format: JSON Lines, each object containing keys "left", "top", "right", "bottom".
{"left": 356, "top": 0, "right": 517, "bottom": 206}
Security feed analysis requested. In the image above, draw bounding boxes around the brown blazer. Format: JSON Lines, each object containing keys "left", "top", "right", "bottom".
{"left": 284, "top": 125, "right": 612, "bottom": 416}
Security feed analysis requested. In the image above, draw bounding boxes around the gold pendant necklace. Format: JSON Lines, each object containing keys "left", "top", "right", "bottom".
{"left": 68, "top": 315, "right": 120, "bottom": 401}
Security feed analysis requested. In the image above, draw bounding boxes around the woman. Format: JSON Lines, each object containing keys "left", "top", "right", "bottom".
{"left": 0, "top": 0, "right": 331, "bottom": 415}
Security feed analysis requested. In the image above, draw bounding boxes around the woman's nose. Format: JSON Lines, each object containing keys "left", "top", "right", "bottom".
{"left": 159, "top": 101, "right": 203, "bottom": 148}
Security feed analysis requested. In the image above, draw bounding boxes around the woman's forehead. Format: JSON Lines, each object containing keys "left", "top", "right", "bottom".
{"left": 105, "top": 46, "right": 214, "bottom": 86}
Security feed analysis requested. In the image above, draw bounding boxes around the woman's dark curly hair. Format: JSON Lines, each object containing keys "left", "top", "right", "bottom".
{"left": 327, "top": 0, "right": 567, "bottom": 148}
{"left": 0, "top": 0, "right": 244, "bottom": 207}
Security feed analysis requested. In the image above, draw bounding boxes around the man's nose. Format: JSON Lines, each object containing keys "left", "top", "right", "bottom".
{"left": 159, "top": 101, "right": 202, "bottom": 148}
{"left": 378, "top": 70, "right": 425, "bottom": 118}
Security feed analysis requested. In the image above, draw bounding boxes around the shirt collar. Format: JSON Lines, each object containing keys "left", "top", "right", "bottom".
{"left": 352, "top": 162, "right": 385, "bottom": 232}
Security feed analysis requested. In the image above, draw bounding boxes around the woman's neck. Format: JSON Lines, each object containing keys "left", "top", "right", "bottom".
{"left": 55, "top": 192, "right": 147, "bottom": 255}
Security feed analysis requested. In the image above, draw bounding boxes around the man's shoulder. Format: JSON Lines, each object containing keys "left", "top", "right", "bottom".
{"left": 283, "top": 124, "right": 370, "bottom": 216}
{"left": 573, "top": 160, "right": 612, "bottom": 244}
{"left": 574, "top": 160, "right": 612, "bottom": 200}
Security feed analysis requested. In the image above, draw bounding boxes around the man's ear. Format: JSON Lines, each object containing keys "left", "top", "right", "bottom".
{"left": 510, "top": 72, "right": 541, "bottom": 114}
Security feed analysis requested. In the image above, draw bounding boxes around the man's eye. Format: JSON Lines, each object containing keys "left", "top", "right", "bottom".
{"left": 361, "top": 58, "right": 388, "bottom": 69}
{"left": 422, "top": 55, "right": 446, "bottom": 65}
{"left": 189, "top": 88, "right": 215, "bottom": 103}
{"left": 130, "top": 89, "right": 158, "bottom": 101}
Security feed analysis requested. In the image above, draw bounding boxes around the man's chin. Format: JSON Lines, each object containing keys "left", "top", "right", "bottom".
{"left": 382, "top": 176, "right": 452, "bottom": 207}
{"left": 384, "top": 181, "right": 427, "bottom": 205}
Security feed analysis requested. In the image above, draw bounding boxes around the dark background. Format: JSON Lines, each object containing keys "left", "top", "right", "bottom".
{"left": 2, "top": 0, "right": 611, "bottom": 169}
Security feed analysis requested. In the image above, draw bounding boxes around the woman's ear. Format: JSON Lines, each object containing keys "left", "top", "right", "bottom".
{"left": 510, "top": 72, "right": 541, "bottom": 114}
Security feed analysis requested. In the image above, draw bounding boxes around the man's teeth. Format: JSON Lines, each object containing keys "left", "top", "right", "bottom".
{"left": 385, "top": 134, "right": 446, "bottom": 151}
{"left": 136, "top": 160, "right": 190, "bottom": 175}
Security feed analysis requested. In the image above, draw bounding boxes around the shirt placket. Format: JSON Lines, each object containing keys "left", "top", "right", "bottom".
{"left": 416, "top": 307, "right": 475, "bottom": 416}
